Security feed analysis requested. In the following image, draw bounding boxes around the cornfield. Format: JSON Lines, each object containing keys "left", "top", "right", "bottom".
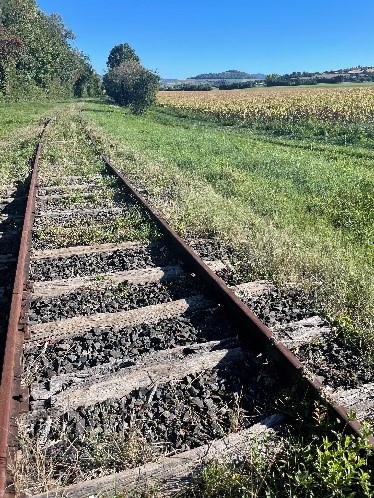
{"left": 157, "top": 86, "right": 374, "bottom": 125}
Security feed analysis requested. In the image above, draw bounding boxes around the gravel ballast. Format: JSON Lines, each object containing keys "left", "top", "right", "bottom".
{"left": 30, "top": 242, "right": 178, "bottom": 281}
{"left": 25, "top": 308, "right": 238, "bottom": 382}
{"left": 29, "top": 277, "right": 204, "bottom": 323}
{"left": 24, "top": 357, "right": 277, "bottom": 483}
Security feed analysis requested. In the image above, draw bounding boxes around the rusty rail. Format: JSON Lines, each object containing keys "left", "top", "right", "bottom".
{"left": 85, "top": 128, "right": 374, "bottom": 449}
{"left": 0, "top": 121, "right": 50, "bottom": 498}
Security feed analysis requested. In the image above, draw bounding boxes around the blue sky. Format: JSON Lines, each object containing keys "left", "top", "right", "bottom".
{"left": 37, "top": 0, "right": 374, "bottom": 79}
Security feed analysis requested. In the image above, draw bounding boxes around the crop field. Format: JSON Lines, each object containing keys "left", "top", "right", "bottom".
{"left": 158, "top": 86, "right": 374, "bottom": 148}
{"left": 158, "top": 86, "right": 374, "bottom": 125}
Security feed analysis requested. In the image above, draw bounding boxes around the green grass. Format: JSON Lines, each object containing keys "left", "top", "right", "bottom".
{"left": 156, "top": 105, "right": 374, "bottom": 149}
{"left": 81, "top": 102, "right": 374, "bottom": 363}
{"left": 0, "top": 101, "right": 65, "bottom": 139}
{"left": 0, "top": 101, "right": 68, "bottom": 188}
{"left": 34, "top": 108, "right": 160, "bottom": 247}
{"left": 177, "top": 428, "right": 373, "bottom": 498}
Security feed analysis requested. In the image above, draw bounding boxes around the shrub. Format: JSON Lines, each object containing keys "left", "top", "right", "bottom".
{"left": 103, "top": 60, "right": 159, "bottom": 114}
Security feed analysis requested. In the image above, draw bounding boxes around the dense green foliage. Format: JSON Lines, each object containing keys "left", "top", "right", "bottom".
{"left": 216, "top": 80, "right": 256, "bottom": 90}
{"left": 266, "top": 72, "right": 344, "bottom": 86}
{"left": 103, "top": 44, "right": 159, "bottom": 114}
{"left": 106, "top": 43, "right": 140, "bottom": 70}
{"left": 160, "top": 83, "right": 213, "bottom": 91}
{"left": 73, "top": 53, "right": 102, "bottom": 98}
{"left": 0, "top": 0, "right": 101, "bottom": 100}
{"left": 159, "top": 81, "right": 256, "bottom": 91}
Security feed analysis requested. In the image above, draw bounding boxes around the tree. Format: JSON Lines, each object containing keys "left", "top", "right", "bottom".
{"left": 73, "top": 51, "right": 102, "bottom": 97}
{"left": 0, "top": 25, "right": 22, "bottom": 92}
{"left": 0, "top": 0, "right": 102, "bottom": 99}
{"left": 107, "top": 43, "right": 140, "bottom": 70}
{"left": 103, "top": 44, "right": 159, "bottom": 114}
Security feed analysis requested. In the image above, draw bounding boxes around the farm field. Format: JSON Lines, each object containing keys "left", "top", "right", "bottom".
{"left": 157, "top": 86, "right": 374, "bottom": 123}
{"left": 83, "top": 88, "right": 374, "bottom": 367}
{"left": 158, "top": 86, "right": 374, "bottom": 147}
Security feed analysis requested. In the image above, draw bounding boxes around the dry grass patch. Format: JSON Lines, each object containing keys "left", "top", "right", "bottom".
{"left": 9, "top": 414, "right": 159, "bottom": 497}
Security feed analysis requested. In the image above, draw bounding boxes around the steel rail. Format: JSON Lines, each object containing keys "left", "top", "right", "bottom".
{"left": 0, "top": 121, "right": 50, "bottom": 498}
{"left": 85, "top": 127, "right": 374, "bottom": 449}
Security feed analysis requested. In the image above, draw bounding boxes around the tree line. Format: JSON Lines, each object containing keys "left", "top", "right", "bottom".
{"left": 265, "top": 70, "right": 374, "bottom": 87}
{"left": 0, "top": 0, "right": 159, "bottom": 115}
{"left": 159, "top": 80, "right": 256, "bottom": 91}
{"left": 0, "top": 0, "right": 101, "bottom": 100}
{"left": 190, "top": 69, "right": 263, "bottom": 80}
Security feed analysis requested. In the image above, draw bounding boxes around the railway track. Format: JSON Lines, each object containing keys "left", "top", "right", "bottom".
{"left": 0, "top": 114, "right": 373, "bottom": 497}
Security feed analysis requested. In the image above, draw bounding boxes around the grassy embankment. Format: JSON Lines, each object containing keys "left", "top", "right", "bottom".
{"left": 82, "top": 101, "right": 373, "bottom": 367}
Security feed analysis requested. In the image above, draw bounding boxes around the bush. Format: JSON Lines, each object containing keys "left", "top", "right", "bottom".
{"left": 103, "top": 60, "right": 159, "bottom": 114}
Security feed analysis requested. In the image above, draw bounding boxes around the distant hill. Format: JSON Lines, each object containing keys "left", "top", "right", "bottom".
{"left": 160, "top": 66, "right": 374, "bottom": 90}
{"left": 189, "top": 69, "right": 266, "bottom": 80}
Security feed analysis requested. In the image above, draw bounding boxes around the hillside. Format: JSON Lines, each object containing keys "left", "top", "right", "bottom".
{"left": 189, "top": 69, "right": 266, "bottom": 80}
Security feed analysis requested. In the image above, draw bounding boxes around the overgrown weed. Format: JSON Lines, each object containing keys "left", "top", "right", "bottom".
{"left": 34, "top": 209, "right": 158, "bottom": 248}
{"left": 174, "top": 394, "right": 373, "bottom": 498}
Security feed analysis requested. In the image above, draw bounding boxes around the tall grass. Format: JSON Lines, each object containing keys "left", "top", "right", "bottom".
{"left": 82, "top": 102, "right": 374, "bottom": 362}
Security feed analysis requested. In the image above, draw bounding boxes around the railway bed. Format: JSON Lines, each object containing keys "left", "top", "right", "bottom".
{"left": 0, "top": 115, "right": 372, "bottom": 497}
